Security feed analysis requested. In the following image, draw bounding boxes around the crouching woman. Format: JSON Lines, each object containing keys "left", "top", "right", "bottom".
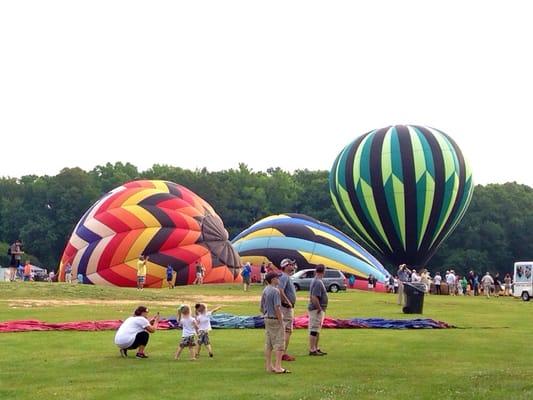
{"left": 114, "top": 306, "right": 159, "bottom": 359}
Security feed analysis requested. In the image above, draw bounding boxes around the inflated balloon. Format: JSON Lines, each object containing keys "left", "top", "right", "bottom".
{"left": 330, "top": 125, "right": 473, "bottom": 267}
{"left": 58, "top": 180, "right": 241, "bottom": 287}
{"left": 232, "top": 213, "right": 389, "bottom": 285}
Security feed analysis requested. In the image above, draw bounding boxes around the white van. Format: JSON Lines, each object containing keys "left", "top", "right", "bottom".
{"left": 513, "top": 261, "right": 533, "bottom": 301}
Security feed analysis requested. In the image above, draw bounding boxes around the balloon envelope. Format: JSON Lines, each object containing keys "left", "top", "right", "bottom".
{"left": 59, "top": 180, "right": 241, "bottom": 287}
{"left": 232, "top": 213, "right": 389, "bottom": 285}
{"left": 330, "top": 125, "right": 473, "bottom": 267}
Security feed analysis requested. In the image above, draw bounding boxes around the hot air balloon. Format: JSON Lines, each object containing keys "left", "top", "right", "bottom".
{"left": 58, "top": 180, "right": 241, "bottom": 287}
{"left": 330, "top": 125, "right": 473, "bottom": 267}
{"left": 232, "top": 213, "right": 389, "bottom": 289}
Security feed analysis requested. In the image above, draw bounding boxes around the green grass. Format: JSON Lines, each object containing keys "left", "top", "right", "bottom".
{"left": 1, "top": 282, "right": 532, "bottom": 399}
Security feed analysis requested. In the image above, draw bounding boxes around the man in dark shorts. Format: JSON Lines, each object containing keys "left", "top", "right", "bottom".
{"left": 278, "top": 258, "right": 297, "bottom": 361}
{"left": 308, "top": 264, "right": 328, "bottom": 356}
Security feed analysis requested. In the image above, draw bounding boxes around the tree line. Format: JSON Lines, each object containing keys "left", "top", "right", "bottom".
{"left": 0, "top": 162, "right": 531, "bottom": 277}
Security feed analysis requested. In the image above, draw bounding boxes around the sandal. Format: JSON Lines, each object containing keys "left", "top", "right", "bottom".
{"left": 274, "top": 368, "right": 291, "bottom": 374}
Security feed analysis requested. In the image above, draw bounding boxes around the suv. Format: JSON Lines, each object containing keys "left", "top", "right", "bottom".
{"left": 290, "top": 268, "right": 347, "bottom": 293}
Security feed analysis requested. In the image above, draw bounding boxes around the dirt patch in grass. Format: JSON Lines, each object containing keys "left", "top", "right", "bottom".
{"left": 3, "top": 295, "right": 261, "bottom": 308}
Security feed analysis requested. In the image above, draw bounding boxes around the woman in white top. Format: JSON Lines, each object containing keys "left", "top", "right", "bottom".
{"left": 114, "top": 306, "right": 159, "bottom": 359}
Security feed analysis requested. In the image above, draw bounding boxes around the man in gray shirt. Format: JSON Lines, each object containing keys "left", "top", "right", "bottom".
{"left": 260, "top": 272, "right": 290, "bottom": 373}
{"left": 278, "top": 258, "right": 297, "bottom": 361}
{"left": 308, "top": 264, "right": 328, "bottom": 356}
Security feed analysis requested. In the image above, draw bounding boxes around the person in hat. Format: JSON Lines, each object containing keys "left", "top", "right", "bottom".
{"left": 308, "top": 264, "right": 328, "bottom": 356}
{"left": 278, "top": 258, "right": 297, "bottom": 362}
{"left": 114, "top": 306, "right": 160, "bottom": 359}
{"left": 260, "top": 271, "right": 290, "bottom": 373}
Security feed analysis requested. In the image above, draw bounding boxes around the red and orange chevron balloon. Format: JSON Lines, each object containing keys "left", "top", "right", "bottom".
{"left": 58, "top": 180, "right": 242, "bottom": 287}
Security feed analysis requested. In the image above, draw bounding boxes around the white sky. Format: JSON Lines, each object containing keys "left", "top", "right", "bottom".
{"left": 1, "top": 1, "right": 532, "bottom": 186}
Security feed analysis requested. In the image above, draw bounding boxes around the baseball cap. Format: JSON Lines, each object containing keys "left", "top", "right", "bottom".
{"left": 280, "top": 258, "right": 296, "bottom": 268}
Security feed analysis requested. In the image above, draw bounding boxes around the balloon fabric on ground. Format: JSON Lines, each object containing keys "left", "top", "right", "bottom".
{"left": 232, "top": 213, "right": 389, "bottom": 285}
{"left": 58, "top": 180, "right": 241, "bottom": 287}
{"left": 330, "top": 125, "right": 474, "bottom": 267}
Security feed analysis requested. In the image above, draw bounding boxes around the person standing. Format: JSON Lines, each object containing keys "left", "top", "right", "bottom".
{"left": 460, "top": 276, "right": 468, "bottom": 295}
{"left": 446, "top": 270, "right": 456, "bottom": 295}
{"left": 194, "top": 260, "right": 204, "bottom": 285}
{"left": 504, "top": 273, "right": 512, "bottom": 296}
{"left": 260, "top": 271, "right": 289, "bottom": 373}
{"left": 493, "top": 273, "right": 501, "bottom": 297}
{"left": 8, "top": 240, "right": 24, "bottom": 282}
{"left": 260, "top": 262, "right": 267, "bottom": 284}
{"left": 241, "top": 262, "right": 252, "bottom": 291}
{"left": 397, "top": 264, "right": 411, "bottom": 305}
{"left": 308, "top": 264, "right": 328, "bottom": 356}
{"left": 278, "top": 258, "right": 297, "bottom": 362}
{"left": 23, "top": 260, "right": 32, "bottom": 282}
{"left": 114, "top": 305, "right": 159, "bottom": 358}
{"left": 137, "top": 255, "right": 148, "bottom": 290}
{"left": 367, "top": 274, "right": 374, "bottom": 290}
{"left": 420, "top": 269, "right": 431, "bottom": 293}
{"left": 64, "top": 262, "right": 73, "bottom": 283}
{"left": 166, "top": 265, "right": 175, "bottom": 289}
{"left": 481, "top": 272, "right": 494, "bottom": 298}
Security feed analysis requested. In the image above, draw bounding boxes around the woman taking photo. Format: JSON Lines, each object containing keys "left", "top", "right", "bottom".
{"left": 114, "top": 306, "right": 159, "bottom": 359}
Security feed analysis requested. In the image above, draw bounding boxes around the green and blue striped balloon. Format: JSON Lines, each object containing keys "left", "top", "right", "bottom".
{"left": 330, "top": 125, "right": 474, "bottom": 267}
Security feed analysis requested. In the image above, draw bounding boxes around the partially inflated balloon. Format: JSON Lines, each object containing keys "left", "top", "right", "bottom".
{"left": 232, "top": 213, "right": 389, "bottom": 286}
{"left": 330, "top": 125, "right": 473, "bottom": 267}
{"left": 58, "top": 180, "right": 241, "bottom": 287}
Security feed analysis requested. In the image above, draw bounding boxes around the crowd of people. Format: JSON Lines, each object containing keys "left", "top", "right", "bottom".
{"left": 390, "top": 264, "right": 514, "bottom": 303}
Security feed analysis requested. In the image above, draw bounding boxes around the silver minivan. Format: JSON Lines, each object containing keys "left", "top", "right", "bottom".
{"left": 290, "top": 268, "right": 347, "bottom": 293}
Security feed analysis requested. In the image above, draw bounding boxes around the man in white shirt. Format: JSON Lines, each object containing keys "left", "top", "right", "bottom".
{"left": 446, "top": 270, "right": 456, "bottom": 295}
{"left": 114, "top": 306, "right": 159, "bottom": 359}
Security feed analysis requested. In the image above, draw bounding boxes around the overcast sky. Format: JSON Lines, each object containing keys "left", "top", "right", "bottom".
{"left": 1, "top": 1, "right": 531, "bottom": 186}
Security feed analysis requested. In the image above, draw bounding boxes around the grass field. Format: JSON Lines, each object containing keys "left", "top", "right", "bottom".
{"left": 1, "top": 282, "right": 532, "bottom": 400}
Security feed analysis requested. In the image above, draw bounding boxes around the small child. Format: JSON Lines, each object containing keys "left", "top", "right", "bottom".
{"left": 174, "top": 305, "right": 198, "bottom": 361}
{"left": 194, "top": 303, "right": 221, "bottom": 358}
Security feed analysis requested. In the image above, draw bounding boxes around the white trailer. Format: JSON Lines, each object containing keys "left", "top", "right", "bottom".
{"left": 513, "top": 261, "right": 533, "bottom": 301}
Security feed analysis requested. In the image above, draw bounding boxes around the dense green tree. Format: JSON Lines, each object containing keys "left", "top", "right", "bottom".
{"left": 0, "top": 165, "right": 531, "bottom": 278}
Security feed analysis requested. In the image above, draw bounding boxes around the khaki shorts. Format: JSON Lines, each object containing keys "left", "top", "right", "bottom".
{"left": 308, "top": 309, "right": 325, "bottom": 333}
{"left": 264, "top": 318, "right": 284, "bottom": 351}
{"left": 281, "top": 306, "right": 294, "bottom": 333}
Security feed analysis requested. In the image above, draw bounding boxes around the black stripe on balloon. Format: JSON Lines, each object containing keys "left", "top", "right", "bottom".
{"left": 368, "top": 127, "right": 403, "bottom": 264}
{"left": 274, "top": 223, "right": 316, "bottom": 242}
{"left": 424, "top": 130, "right": 468, "bottom": 264}
{"left": 239, "top": 249, "right": 311, "bottom": 270}
{"left": 143, "top": 227, "right": 173, "bottom": 257}
{"left": 416, "top": 126, "right": 446, "bottom": 265}
{"left": 139, "top": 205, "right": 176, "bottom": 228}
{"left": 286, "top": 213, "right": 318, "bottom": 224}
{"left": 343, "top": 131, "right": 389, "bottom": 257}
{"left": 396, "top": 125, "right": 418, "bottom": 265}
{"left": 139, "top": 192, "right": 175, "bottom": 207}
{"left": 166, "top": 182, "right": 183, "bottom": 198}
{"left": 146, "top": 252, "right": 190, "bottom": 285}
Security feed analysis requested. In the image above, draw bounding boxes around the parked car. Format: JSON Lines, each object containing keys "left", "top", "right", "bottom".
{"left": 290, "top": 268, "right": 347, "bottom": 293}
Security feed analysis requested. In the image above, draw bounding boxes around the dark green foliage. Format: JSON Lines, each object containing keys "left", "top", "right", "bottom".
{"left": 0, "top": 164, "right": 531, "bottom": 277}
